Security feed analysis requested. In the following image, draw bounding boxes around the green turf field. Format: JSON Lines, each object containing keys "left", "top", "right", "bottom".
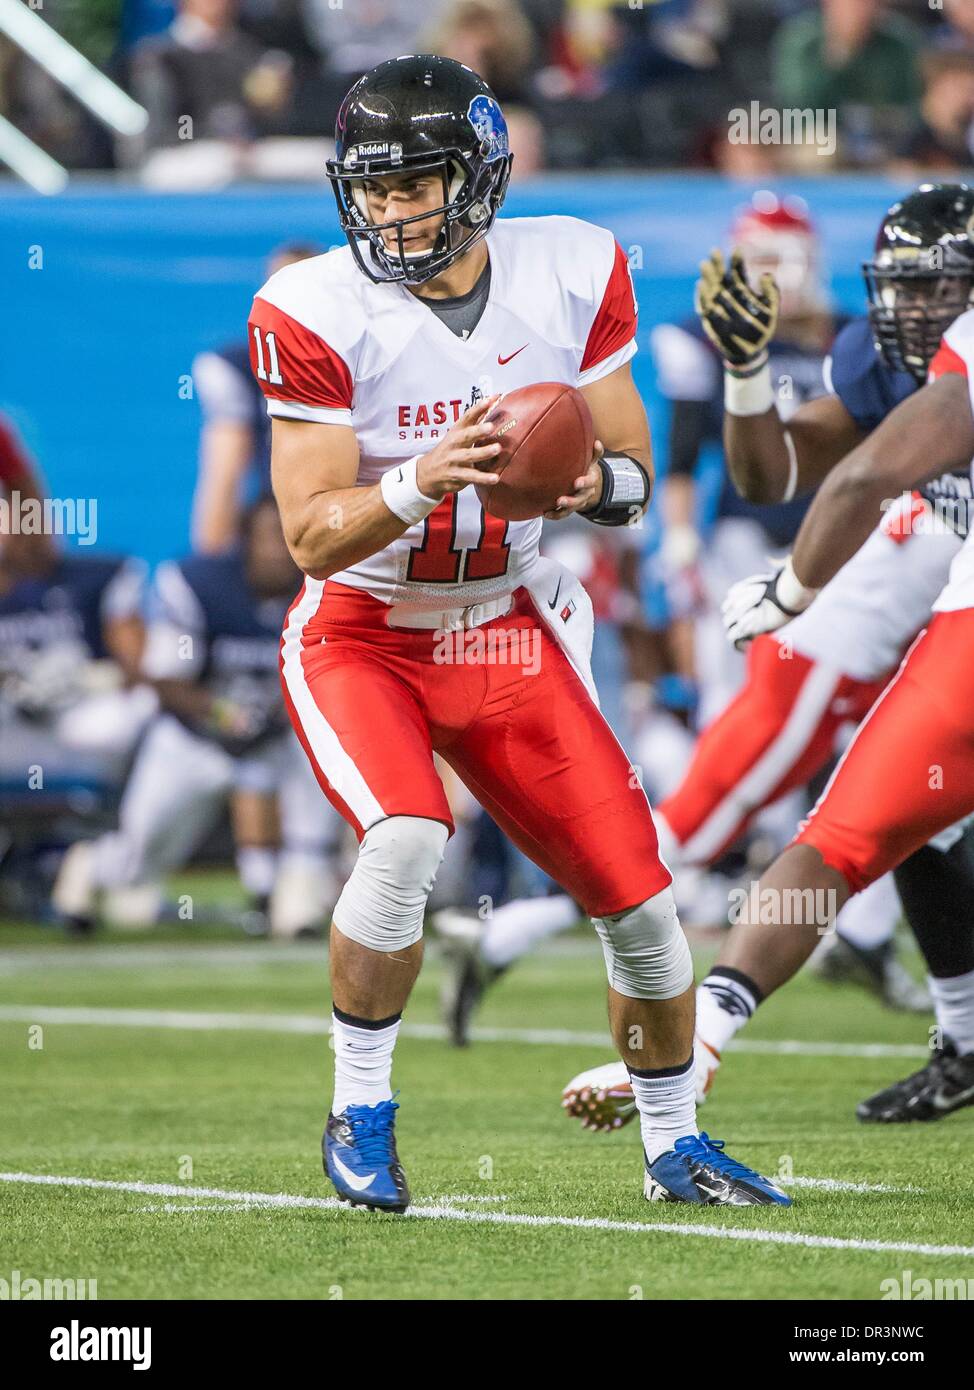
{"left": 2, "top": 883, "right": 972, "bottom": 1301}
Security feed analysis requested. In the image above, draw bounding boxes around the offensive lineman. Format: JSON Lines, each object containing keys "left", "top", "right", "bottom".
{"left": 248, "top": 56, "right": 789, "bottom": 1210}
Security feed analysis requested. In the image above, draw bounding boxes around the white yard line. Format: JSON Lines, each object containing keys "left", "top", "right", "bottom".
{"left": 0, "top": 1003, "right": 929, "bottom": 1059}
{"left": 780, "top": 1176, "right": 913, "bottom": 1194}
{"left": 0, "top": 938, "right": 600, "bottom": 975}
{"left": 0, "top": 1171, "right": 966, "bottom": 1258}
{"left": 0, "top": 944, "right": 327, "bottom": 974}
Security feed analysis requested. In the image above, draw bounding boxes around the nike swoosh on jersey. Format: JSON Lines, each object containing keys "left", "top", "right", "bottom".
{"left": 498, "top": 344, "right": 528, "bottom": 365}
{"left": 547, "top": 578, "right": 562, "bottom": 610}
{"left": 331, "top": 1153, "right": 377, "bottom": 1191}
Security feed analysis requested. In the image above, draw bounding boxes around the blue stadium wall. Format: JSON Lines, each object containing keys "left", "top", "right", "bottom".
{"left": 1, "top": 174, "right": 909, "bottom": 567}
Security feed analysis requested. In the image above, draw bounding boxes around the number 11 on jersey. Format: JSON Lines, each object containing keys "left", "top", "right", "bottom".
{"left": 253, "top": 326, "right": 284, "bottom": 386}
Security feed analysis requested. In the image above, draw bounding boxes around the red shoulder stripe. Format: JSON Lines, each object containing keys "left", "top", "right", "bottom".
{"left": 580, "top": 241, "right": 637, "bottom": 374}
{"left": 249, "top": 297, "right": 353, "bottom": 410}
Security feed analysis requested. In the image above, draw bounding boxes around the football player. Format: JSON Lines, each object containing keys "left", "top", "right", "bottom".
{"left": 53, "top": 497, "right": 343, "bottom": 936}
{"left": 702, "top": 347, "right": 974, "bottom": 1131}
{"left": 651, "top": 191, "right": 830, "bottom": 725}
{"left": 250, "top": 55, "right": 790, "bottom": 1210}
{"left": 565, "top": 184, "right": 974, "bottom": 1131}
{"left": 0, "top": 415, "right": 153, "bottom": 811}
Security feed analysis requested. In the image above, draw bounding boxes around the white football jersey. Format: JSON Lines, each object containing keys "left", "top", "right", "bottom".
{"left": 248, "top": 215, "right": 637, "bottom": 609}
{"left": 782, "top": 503, "right": 961, "bottom": 680}
{"left": 927, "top": 310, "right": 974, "bottom": 613}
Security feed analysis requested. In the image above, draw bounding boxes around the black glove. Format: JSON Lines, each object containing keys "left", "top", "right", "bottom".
{"left": 695, "top": 249, "right": 780, "bottom": 370}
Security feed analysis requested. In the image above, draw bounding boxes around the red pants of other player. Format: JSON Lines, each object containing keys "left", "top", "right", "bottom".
{"left": 659, "top": 635, "right": 889, "bottom": 865}
{"left": 280, "top": 580, "right": 671, "bottom": 918}
{"left": 794, "top": 609, "right": 974, "bottom": 891}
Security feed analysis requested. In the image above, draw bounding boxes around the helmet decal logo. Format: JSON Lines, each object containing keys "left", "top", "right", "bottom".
{"left": 467, "top": 95, "right": 509, "bottom": 163}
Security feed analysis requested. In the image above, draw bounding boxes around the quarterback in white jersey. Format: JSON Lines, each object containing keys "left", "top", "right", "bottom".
{"left": 247, "top": 55, "right": 790, "bottom": 1213}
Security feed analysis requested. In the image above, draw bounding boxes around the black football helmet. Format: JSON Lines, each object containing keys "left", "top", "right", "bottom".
{"left": 863, "top": 183, "right": 974, "bottom": 383}
{"left": 325, "top": 55, "right": 513, "bottom": 287}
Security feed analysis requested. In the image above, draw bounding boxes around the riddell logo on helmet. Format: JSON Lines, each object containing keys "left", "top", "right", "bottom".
{"left": 345, "top": 142, "right": 401, "bottom": 168}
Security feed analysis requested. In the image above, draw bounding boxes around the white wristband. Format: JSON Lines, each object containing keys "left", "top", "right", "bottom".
{"left": 379, "top": 456, "right": 439, "bottom": 526}
{"left": 724, "top": 360, "right": 774, "bottom": 416}
{"left": 777, "top": 556, "right": 818, "bottom": 614}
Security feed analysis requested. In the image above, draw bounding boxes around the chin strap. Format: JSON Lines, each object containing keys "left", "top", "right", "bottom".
{"left": 581, "top": 453, "right": 651, "bottom": 527}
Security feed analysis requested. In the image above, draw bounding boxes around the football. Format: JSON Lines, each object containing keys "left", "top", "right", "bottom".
{"left": 475, "top": 381, "right": 595, "bottom": 521}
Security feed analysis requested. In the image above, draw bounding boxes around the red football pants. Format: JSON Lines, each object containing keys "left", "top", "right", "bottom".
{"left": 280, "top": 580, "right": 671, "bottom": 918}
{"left": 795, "top": 610, "right": 974, "bottom": 892}
{"left": 659, "top": 636, "right": 890, "bottom": 865}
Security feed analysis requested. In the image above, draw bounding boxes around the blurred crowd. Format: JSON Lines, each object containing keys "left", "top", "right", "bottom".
{"left": 3, "top": 1, "right": 974, "bottom": 184}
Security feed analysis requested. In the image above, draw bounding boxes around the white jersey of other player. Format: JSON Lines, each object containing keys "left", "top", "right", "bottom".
{"left": 782, "top": 497, "right": 962, "bottom": 681}
{"left": 248, "top": 215, "right": 637, "bottom": 609}
{"left": 927, "top": 309, "right": 974, "bottom": 612}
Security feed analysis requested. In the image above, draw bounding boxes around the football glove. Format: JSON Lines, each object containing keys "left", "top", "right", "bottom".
{"left": 721, "top": 557, "right": 818, "bottom": 650}
{"left": 695, "top": 249, "right": 780, "bottom": 370}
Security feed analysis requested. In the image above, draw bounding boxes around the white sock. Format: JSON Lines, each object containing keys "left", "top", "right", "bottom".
{"left": 929, "top": 969, "right": 974, "bottom": 1055}
{"left": 331, "top": 1011, "right": 401, "bottom": 1113}
{"left": 236, "top": 845, "right": 277, "bottom": 899}
{"left": 480, "top": 893, "right": 578, "bottom": 969}
{"left": 834, "top": 872, "right": 899, "bottom": 951}
{"left": 696, "top": 972, "right": 758, "bottom": 1054}
{"left": 629, "top": 1057, "right": 697, "bottom": 1163}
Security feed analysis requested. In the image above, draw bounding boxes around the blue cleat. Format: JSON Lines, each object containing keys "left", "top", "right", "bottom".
{"left": 644, "top": 1132, "right": 792, "bottom": 1206}
{"left": 323, "top": 1099, "right": 410, "bottom": 1213}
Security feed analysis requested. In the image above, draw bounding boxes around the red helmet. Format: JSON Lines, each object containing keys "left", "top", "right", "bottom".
{"left": 731, "top": 191, "right": 826, "bottom": 317}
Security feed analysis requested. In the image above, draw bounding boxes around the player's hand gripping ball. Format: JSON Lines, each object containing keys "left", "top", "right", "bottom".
{"left": 475, "top": 382, "right": 596, "bottom": 521}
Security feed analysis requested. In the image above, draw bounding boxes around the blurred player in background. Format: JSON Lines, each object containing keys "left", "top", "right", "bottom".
{"left": 0, "top": 412, "right": 56, "bottom": 581}
{"left": 565, "top": 183, "right": 974, "bottom": 1131}
{"left": 53, "top": 496, "right": 343, "bottom": 936}
{"left": 192, "top": 242, "right": 321, "bottom": 554}
{"left": 651, "top": 192, "right": 830, "bottom": 725}
{"left": 251, "top": 55, "right": 790, "bottom": 1211}
{"left": 0, "top": 416, "right": 155, "bottom": 888}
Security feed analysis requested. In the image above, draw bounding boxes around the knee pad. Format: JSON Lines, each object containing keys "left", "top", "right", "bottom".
{"left": 333, "top": 816, "right": 448, "bottom": 953}
{"left": 591, "top": 886, "right": 693, "bottom": 999}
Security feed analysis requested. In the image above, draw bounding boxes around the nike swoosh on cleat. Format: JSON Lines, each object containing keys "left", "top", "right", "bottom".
{"left": 547, "top": 579, "right": 562, "bottom": 610}
{"left": 695, "top": 1181, "right": 728, "bottom": 1201}
{"left": 931, "top": 1083, "right": 974, "bottom": 1110}
{"left": 331, "top": 1153, "right": 377, "bottom": 1192}
{"left": 498, "top": 344, "right": 528, "bottom": 365}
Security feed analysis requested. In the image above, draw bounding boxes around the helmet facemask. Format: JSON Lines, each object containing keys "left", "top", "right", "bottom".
{"left": 864, "top": 248, "right": 974, "bottom": 383}
{"left": 329, "top": 147, "right": 511, "bottom": 287}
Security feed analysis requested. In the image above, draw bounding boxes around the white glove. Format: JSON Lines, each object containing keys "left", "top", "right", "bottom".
{"left": 721, "top": 556, "right": 818, "bottom": 650}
